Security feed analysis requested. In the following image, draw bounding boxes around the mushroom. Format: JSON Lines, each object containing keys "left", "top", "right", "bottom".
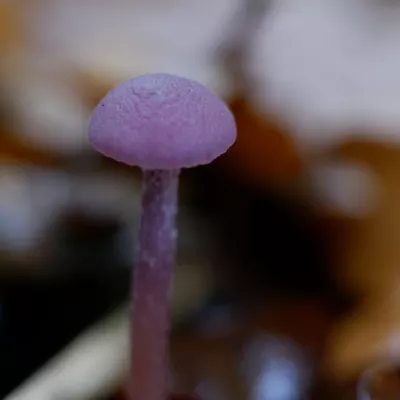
{"left": 88, "top": 73, "right": 236, "bottom": 400}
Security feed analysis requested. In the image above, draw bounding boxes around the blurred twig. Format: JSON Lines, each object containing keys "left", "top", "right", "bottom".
{"left": 220, "top": 0, "right": 269, "bottom": 95}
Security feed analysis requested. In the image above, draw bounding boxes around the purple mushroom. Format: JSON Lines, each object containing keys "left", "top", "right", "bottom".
{"left": 88, "top": 73, "right": 236, "bottom": 400}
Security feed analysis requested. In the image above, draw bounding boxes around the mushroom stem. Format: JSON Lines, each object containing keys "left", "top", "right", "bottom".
{"left": 131, "top": 169, "right": 180, "bottom": 400}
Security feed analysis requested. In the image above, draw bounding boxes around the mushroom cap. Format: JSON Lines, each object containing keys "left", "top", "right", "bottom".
{"left": 88, "top": 73, "right": 236, "bottom": 169}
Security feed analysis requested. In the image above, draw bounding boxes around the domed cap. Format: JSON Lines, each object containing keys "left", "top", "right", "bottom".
{"left": 88, "top": 73, "right": 236, "bottom": 170}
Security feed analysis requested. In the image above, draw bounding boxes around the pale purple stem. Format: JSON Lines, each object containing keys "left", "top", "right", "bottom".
{"left": 130, "top": 169, "right": 180, "bottom": 400}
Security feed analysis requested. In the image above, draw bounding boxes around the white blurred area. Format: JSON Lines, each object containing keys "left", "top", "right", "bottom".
{"left": 240, "top": 336, "right": 312, "bottom": 400}
{"left": 246, "top": 0, "right": 400, "bottom": 154}
{"left": 0, "top": 163, "right": 142, "bottom": 265}
{"left": 3, "top": 0, "right": 240, "bottom": 155}
{"left": 309, "top": 161, "right": 380, "bottom": 217}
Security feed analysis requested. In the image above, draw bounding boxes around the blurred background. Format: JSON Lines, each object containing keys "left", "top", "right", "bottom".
{"left": 3, "top": 0, "right": 400, "bottom": 399}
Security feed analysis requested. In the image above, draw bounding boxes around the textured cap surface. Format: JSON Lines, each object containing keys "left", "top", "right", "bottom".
{"left": 88, "top": 73, "right": 236, "bottom": 169}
